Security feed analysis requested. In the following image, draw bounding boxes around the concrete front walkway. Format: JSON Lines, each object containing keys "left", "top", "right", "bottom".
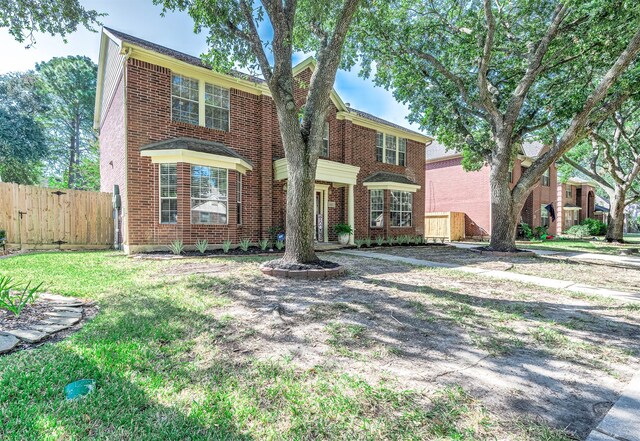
{"left": 334, "top": 250, "right": 640, "bottom": 303}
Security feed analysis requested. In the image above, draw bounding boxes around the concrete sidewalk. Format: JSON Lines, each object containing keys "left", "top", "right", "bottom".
{"left": 333, "top": 250, "right": 640, "bottom": 303}
{"left": 586, "top": 372, "right": 640, "bottom": 441}
{"left": 449, "top": 242, "right": 640, "bottom": 268}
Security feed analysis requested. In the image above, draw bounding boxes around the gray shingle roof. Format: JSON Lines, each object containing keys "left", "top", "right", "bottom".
{"left": 363, "top": 171, "right": 417, "bottom": 185}
{"left": 104, "top": 27, "right": 265, "bottom": 84}
{"left": 426, "top": 140, "right": 546, "bottom": 161}
{"left": 104, "top": 27, "right": 427, "bottom": 139}
{"left": 139, "top": 137, "right": 252, "bottom": 165}
{"left": 521, "top": 141, "right": 544, "bottom": 158}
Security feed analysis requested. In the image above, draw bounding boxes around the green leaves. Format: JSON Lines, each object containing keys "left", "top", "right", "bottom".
{"left": 0, "top": 275, "right": 42, "bottom": 317}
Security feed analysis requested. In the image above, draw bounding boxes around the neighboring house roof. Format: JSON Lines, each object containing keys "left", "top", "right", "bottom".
{"left": 98, "top": 27, "right": 430, "bottom": 142}
{"left": 139, "top": 137, "right": 253, "bottom": 166}
{"left": 595, "top": 195, "right": 610, "bottom": 213}
{"left": 426, "top": 140, "right": 546, "bottom": 163}
{"left": 363, "top": 171, "right": 417, "bottom": 185}
{"left": 563, "top": 203, "right": 582, "bottom": 210}
{"left": 566, "top": 176, "right": 597, "bottom": 187}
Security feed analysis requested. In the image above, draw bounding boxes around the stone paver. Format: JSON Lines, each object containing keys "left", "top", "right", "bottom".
{"left": 44, "top": 310, "right": 82, "bottom": 319}
{"left": 586, "top": 372, "right": 640, "bottom": 441}
{"left": 43, "top": 316, "right": 81, "bottom": 326}
{"left": 0, "top": 332, "right": 20, "bottom": 353}
{"left": 29, "top": 323, "right": 70, "bottom": 333}
{"left": 5, "top": 329, "right": 49, "bottom": 343}
{"left": 334, "top": 250, "right": 640, "bottom": 303}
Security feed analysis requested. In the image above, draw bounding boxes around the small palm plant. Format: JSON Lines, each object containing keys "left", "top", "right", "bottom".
{"left": 364, "top": 237, "right": 372, "bottom": 248}
{"left": 258, "top": 239, "right": 270, "bottom": 251}
{"left": 168, "top": 239, "right": 184, "bottom": 255}
{"left": 195, "top": 239, "right": 208, "bottom": 254}
{"left": 0, "top": 276, "right": 42, "bottom": 317}
{"left": 222, "top": 240, "right": 232, "bottom": 254}
{"left": 239, "top": 239, "right": 251, "bottom": 252}
{"left": 375, "top": 235, "right": 385, "bottom": 246}
{"left": 354, "top": 238, "right": 365, "bottom": 248}
{"left": 275, "top": 240, "right": 285, "bottom": 250}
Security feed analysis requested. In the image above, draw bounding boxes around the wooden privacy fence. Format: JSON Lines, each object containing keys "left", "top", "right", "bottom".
{"left": 424, "top": 211, "right": 465, "bottom": 241}
{"left": 0, "top": 182, "right": 113, "bottom": 250}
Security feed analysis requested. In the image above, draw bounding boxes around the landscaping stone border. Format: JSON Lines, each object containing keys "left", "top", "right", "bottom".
{"left": 0, "top": 293, "right": 93, "bottom": 355}
{"left": 260, "top": 265, "right": 346, "bottom": 279}
{"left": 467, "top": 247, "right": 536, "bottom": 257}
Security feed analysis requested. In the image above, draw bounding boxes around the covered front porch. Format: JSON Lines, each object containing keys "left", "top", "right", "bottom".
{"left": 273, "top": 158, "right": 360, "bottom": 245}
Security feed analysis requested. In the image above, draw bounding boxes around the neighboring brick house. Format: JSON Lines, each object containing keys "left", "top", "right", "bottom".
{"left": 95, "top": 28, "right": 430, "bottom": 253}
{"left": 425, "top": 141, "right": 558, "bottom": 238}
{"left": 556, "top": 177, "right": 597, "bottom": 231}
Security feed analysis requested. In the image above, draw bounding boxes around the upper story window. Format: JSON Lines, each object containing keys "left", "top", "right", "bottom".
{"left": 321, "top": 122, "right": 329, "bottom": 157}
{"left": 376, "top": 132, "right": 407, "bottom": 166}
{"left": 566, "top": 185, "right": 572, "bottom": 198}
{"left": 171, "top": 73, "right": 230, "bottom": 132}
{"left": 542, "top": 168, "right": 550, "bottom": 186}
{"left": 171, "top": 74, "right": 199, "bottom": 125}
{"left": 204, "top": 84, "right": 230, "bottom": 131}
{"left": 191, "top": 165, "right": 228, "bottom": 225}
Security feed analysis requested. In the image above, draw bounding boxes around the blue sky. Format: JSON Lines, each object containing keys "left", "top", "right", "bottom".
{"left": 0, "top": 0, "right": 421, "bottom": 132}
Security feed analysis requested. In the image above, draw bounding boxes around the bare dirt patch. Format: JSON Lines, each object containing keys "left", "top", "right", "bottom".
{"left": 153, "top": 254, "right": 640, "bottom": 439}
{"left": 367, "top": 245, "right": 640, "bottom": 293}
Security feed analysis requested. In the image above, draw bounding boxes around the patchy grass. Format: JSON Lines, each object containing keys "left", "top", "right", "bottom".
{"left": 519, "top": 235, "right": 640, "bottom": 255}
{"left": 0, "top": 251, "right": 630, "bottom": 440}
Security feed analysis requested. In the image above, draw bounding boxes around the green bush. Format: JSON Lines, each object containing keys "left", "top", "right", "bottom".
{"left": 519, "top": 223, "right": 534, "bottom": 240}
{"left": 238, "top": 239, "right": 251, "bottom": 252}
{"left": 565, "top": 224, "right": 591, "bottom": 238}
{"left": 534, "top": 226, "right": 548, "bottom": 240}
{"left": 222, "top": 240, "right": 232, "bottom": 253}
{"left": 354, "top": 238, "right": 365, "bottom": 248}
{"left": 168, "top": 239, "right": 184, "bottom": 255}
{"left": 195, "top": 239, "right": 208, "bottom": 254}
{"left": 0, "top": 276, "right": 42, "bottom": 317}
{"left": 275, "top": 240, "right": 285, "bottom": 250}
{"left": 375, "top": 235, "right": 385, "bottom": 246}
{"left": 582, "top": 218, "right": 607, "bottom": 236}
{"left": 258, "top": 239, "right": 270, "bottom": 251}
{"left": 333, "top": 223, "right": 353, "bottom": 235}
{"left": 364, "top": 237, "right": 372, "bottom": 247}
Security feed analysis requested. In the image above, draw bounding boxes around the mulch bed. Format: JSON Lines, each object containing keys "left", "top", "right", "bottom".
{"left": 261, "top": 258, "right": 340, "bottom": 271}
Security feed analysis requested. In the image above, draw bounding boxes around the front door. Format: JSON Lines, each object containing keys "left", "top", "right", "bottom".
{"left": 314, "top": 190, "right": 324, "bottom": 242}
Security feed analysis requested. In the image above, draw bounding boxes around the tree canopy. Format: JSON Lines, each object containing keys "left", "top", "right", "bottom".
{"left": 0, "top": 0, "right": 102, "bottom": 46}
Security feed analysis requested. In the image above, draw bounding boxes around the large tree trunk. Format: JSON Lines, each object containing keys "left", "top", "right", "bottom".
{"left": 488, "top": 176, "right": 520, "bottom": 251}
{"left": 606, "top": 188, "right": 626, "bottom": 243}
{"left": 282, "top": 137, "right": 319, "bottom": 264}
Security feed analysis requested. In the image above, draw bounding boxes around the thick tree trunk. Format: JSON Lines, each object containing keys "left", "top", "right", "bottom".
{"left": 606, "top": 188, "right": 626, "bottom": 243}
{"left": 488, "top": 175, "right": 520, "bottom": 251}
{"left": 282, "top": 138, "right": 319, "bottom": 264}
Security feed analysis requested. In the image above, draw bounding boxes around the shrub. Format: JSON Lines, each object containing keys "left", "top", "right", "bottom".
{"left": 582, "top": 218, "right": 607, "bottom": 236}
{"left": 258, "top": 239, "right": 270, "bottom": 251}
{"left": 364, "top": 237, "right": 372, "bottom": 247}
{"left": 168, "top": 239, "right": 184, "bottom": 255}
{"left": 354, "top": 238, "right": 365, "bottom": 248}
{"left": 275, "top": 239, "right": 285, "bottom": 250}
{"left": 222, "top": 240, "right": 232, "bottom": 253}
{"left": 387, "top": 235, "right": 396, "bottom": 246}
{"left": 238, "top": 239, "right": 251, "bottom": 252}
{"left": 565, "top": 224, "right": 591, "bottom": 238}
{"left": 375, "top": 235, "right": 385, "bottom": 246}
{"left": 333, "top": 223, "right": 353, "bottom": 235}
{"left": 519, "top": 223, "right": 534, "bottom": 240}
{"left": 396, "top": 235, "right": 407, "bottom": 245}
{"left": 415, "top": 235, "right": 424, "bottom": 245}
{"left": 0, "top": 276, "right": 42, "bottom": 317}
{"left": 195, "top": 239, "right": 208, "bottom": 254}
{"left": 534, "top": 226, "right": 548, "bottom": 240}
{"left": 268, "top": 226, "right": 284, "bottom": 242}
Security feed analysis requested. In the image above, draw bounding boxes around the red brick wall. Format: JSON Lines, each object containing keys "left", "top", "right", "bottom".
{"left": 425, "top": 157, "right": 491, "bottom": 237}
{"left": 99, "top": 76, "right": 126, "bottom": 244}
{"left": 116, "top": 60, "right": 426, "bottom": 250}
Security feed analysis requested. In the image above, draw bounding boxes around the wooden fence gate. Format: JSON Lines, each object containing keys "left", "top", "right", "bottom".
{"left": 0, "top": 182, "right": 113, "bottom": 250}
{"left": 424, "top": 211, "right": 466, "bottom": 241}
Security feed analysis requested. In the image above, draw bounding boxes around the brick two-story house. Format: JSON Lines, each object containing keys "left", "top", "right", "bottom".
{"left": 557, "top": 177, "right": 597, "bottom": 230}
{"left": 425, "top": 141, "right": 559, "bottom": 238}
{"left": 95, "top": 28, "right": 430, "bottom": 253}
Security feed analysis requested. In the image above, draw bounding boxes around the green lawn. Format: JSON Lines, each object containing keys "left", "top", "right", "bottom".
{"left": 0, "top": 252, "right": 572, "bottom": 440}
{"left": 518, "top": 234, "right": 640, "bottom": 255}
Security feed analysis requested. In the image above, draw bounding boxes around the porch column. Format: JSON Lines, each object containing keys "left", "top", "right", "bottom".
{"left": 348, "top": 183, "right": 355, "bottom": 245}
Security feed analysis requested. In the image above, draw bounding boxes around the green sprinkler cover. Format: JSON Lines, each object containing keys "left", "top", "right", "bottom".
{"left": 65, "top": 379, "right": 96, "bottom": 400}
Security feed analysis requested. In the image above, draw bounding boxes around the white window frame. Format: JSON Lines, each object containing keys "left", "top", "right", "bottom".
{"left": 321, "top": 122, "right": 329, "bottom": 157}
{"left": 171, "top": 73, "right": 230, "bottom": 132}
{"left": 159, "top": 163, "right": 178, "bottom": 224}
{"left": 370, "top": 189, "right": 384, "bottom": 228}
{"left": 236, "top": 173, "right": 242, "bottom": 225}
{"left": 390, "top": 191, "right": 412, "bottom": 227}
{"left": 190, "top": 165, "right": 229, "bottom": 225}
{"left": 542, "top": 168, "right": 550, "bottom": 186}
{"left": 376, "top": 132, "right": 407, "bottom": 166}
{"left": 541, "top": 204, "right": 549, "bottom": 227}
{"left": 566, "top": 185, "right": 572, "bottom": 198}
{"left": 508, "top": 165, "right": 513, "bottom": 183}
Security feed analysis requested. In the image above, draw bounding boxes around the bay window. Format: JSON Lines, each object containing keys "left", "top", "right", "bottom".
{"left": 191, "top": 165, "right": 228, "bottom": 224}
{"left": 390, "top": 191, "right": 412, "bottom": 227}
{"left": 160, "top": 164, "right": 178, "bottom": 224}
{"left": 370, "top": 189, "right": 384, "bottom": 227}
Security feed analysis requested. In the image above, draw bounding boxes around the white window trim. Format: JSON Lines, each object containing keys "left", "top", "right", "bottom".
{"left": 542, "top": 168, "right": 550, "bottom": 186}
{"left": 541, "top": 204, "right": 550, "bottom": 226}
{"left": 190, "top": 165, "right": 229, "bottom": 225}
{"left": 171, "top": 74, "right": 199, "bottom": 126}
{"left": 566, "top": 185, "right": 572, "bottom": 198}
{"left": 370, "top": 189, "right": 384, "bottom": 228}
{"left": 321, "top": 122, "right": 329, "bottom": 157}
{"left": 376, "top": 131, "right": 407, "bottom": 166}
{"left": 236, "top": 173, "right": 242, "bottom": 225}
{"left": 171, "top": 73, "right": 230, "bottom": 131}
{"left": 390, "top": 190, "right": 413, "bottom": 227}
{"left": 159, "top": 163, "right": 177, "bottom": 225}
